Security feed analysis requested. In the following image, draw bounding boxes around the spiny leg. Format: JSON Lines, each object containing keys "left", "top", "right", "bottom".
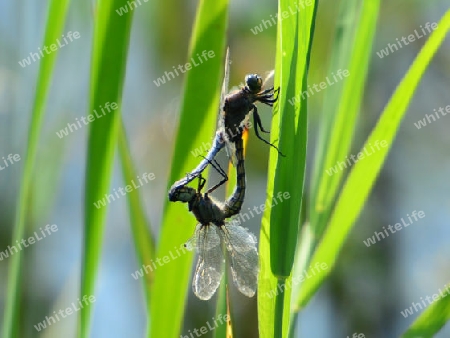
{"left": 197, "top": 174, "right": 206, "bottom": 192}
{"left": 197, "top": 155, "right": 229, "bottom": 194}
{"left": 252, "top": 105, "right": 285, "bottom": 157}
{"left": 258, "top": 87, "right": 279, "bottom": 105}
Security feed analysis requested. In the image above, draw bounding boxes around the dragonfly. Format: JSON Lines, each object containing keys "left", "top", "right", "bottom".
{"left": 168, "top": 48, "right": 281, "bottom": 193}
{"left": 169, "top": 138, "right": 258, "bottom": 300}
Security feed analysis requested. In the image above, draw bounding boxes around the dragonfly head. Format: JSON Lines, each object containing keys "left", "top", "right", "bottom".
{"left": 244, "top": 74, "right": 263, "bottom": 94}
{"left": 168, "top": 185, "right": 196, "bottom": 203}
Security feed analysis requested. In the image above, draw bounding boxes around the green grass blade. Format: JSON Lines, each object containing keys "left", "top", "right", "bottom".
{"left": 258, "top": 0, "right": 317, "bottom": 337}
{"left": 117, "top": 121, "right": 155, "bottom": 322}
{"left": 295, "top": 9, "right": 450, "bottom": 310}
{"left": 310, "top": 0, "right": 380, "bottom": 237}
{"left": 150, "top": 0, "right": 228, "bottom": 337}
{"left": 80, "top": 1, "right": 134, "bottom": 337}
{"left": 402, "top": 283, "right": 450, "bottom": 338}
{"left": 1, "top": 0, "right": 71, "bottom": 336}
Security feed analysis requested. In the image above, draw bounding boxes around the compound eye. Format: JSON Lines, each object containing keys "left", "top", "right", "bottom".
{"left": 245, "top": 74, "right": 262, "bottom": 93}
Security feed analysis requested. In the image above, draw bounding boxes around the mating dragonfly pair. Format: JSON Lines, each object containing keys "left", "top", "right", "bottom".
{"left": 168, "top": 49, "right": 280, "bottom": 300}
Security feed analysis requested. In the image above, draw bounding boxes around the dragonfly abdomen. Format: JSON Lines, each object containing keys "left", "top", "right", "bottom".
{"left": 224, "top": 137, "right": 246, "bottom": 217}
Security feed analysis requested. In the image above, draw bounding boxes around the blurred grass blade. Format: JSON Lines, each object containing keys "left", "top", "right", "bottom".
{"left": 293, "top": 0, "right": 380, "bottom": 313}
{"left": 1, "top": 0, "right": 71, "bottom": 336}
{"left": 80, "top": 0, "right": 134, "bottom": 337}
{"left": 117, "top": 121, "right": 155, "bottom": 323}
{"left": 258, "top": 0, "right": 317, "bottom": 337}
{"left": 150, "top": 0, "right": 228, "bottom": 337}
{"left": 295, "top": 9, "right": 450, "bottom": 310}
{"left": 309, "top": 0, "right": 380, "bottom": 237}
{"left": 402, "top": 283, "right": 450, "bottom": 338}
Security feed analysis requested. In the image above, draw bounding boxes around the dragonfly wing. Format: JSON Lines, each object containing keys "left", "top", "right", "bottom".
{"left": 263, "top": 69, "right": 275, "bottom": 87}
{"left": 225, "top": 141, "right": 237, "bottom": 166}
{"left": 217, "top": 47, "right": 238, "bottom": 166}
{"left": 220, "top": 223, "right": 259, "bottom": 297}
{"left": 190, "top": 224, "right": 224, "bottom": 300}
{"left": 220, "top": 47, "right": 231, "bottom": 110}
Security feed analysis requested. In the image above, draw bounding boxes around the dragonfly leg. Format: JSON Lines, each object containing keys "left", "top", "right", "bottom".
{"left": 259, "top": 86, "right": 274, "bottom": 95}
{"left": 252, "top": 105, "right": 270, "bottom": 134}
{"left": 197, "top": 174, "right": 206, "bottom": 192}
{"left": 258, "top": 87, "right": 279, "bottom": 106}
{"left": 252, "top": 105, "right": 285, "bottom": 157}
{"left": 197, "top": 155, "right": 229, "bottom": 194}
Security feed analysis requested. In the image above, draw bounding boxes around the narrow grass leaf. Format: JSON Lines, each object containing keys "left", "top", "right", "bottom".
{"left": 258, "top": 0, "right": 317, "bottom": 337}
{"left": 150, "top": 1, "right": 229, "bottom": 337}
{"left": 295, "top": 9, "right": 450, "bottom": 310}
{"left": 118, "top": 121, "right": 155, "bottom": 322}
{"left": 292, "top": 0, "right": 380, "bottom": 312}
{"left": 309, "top": 0, "right": 380, "bottom": 237}
{"left": 1, "top": 0, "right": 71, "bottom": 336}
{"left": 80, "top": 0, "right": 134, "bottom": 336}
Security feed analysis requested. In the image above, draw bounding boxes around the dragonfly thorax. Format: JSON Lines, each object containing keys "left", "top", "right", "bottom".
{"left": 223, "top": 92, "right": 253, "bottom": 142}
{"left": 190, "top": 194, "right": 226, "bottom": 226}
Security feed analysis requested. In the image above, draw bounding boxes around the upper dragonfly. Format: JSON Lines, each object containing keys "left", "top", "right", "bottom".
{"left": 169, "top": 48, "right": 281, "bottom": 193}
{"left": 169, "top": 138, "right": 258, "bottom": 300}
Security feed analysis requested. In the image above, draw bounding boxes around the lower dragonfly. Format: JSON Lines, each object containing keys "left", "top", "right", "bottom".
{"left": 169, "top": 138, "right": 258, "bottom": 300}
{"left": 169, "top": 48, "right": 282, "bottom": 192}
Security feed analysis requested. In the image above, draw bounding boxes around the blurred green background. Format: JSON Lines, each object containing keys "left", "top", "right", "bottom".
{"left": 0, "top": 0, "right": 449, "bottom": 337}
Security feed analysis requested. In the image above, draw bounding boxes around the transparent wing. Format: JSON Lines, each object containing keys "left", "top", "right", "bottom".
{"left": 218, "top": 47, "right": 237, "bottom": 166}
{"left": 224, "top": 141, "right": 237, "bottom": 167}
{"left": 220, "top": 223, "right": 259, "bottom": 297}
{"left": 189, "top": 224, "right": 225, "bottom": 300}
{"left": 218, "top": 47, "right": 230, "bottom": 125}
{"left": 220, "top": 47, "right": 231, "bottom": 109}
